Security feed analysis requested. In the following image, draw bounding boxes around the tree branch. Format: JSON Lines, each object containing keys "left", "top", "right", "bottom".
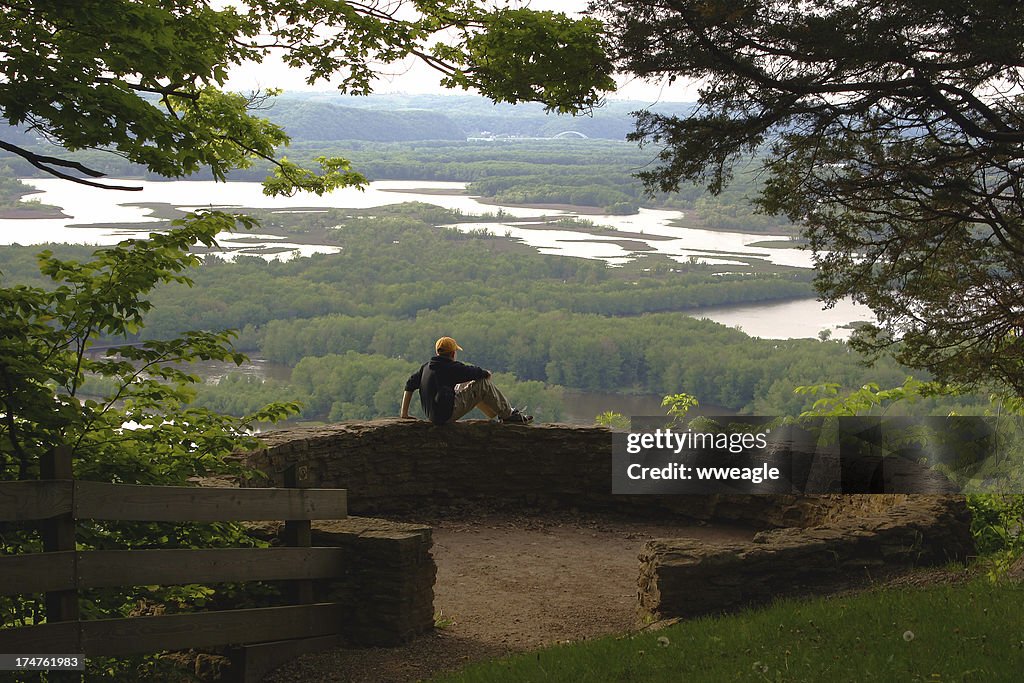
{"left": 95, "top": 76, "right": 200, "bottom": 101}
{"left": 0, "top": 140, "right": 142, "bottom": 191}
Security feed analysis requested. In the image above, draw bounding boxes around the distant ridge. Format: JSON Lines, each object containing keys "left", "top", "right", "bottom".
{"left": 0, "top": 93, "right": 696, "bottom": 150}
{"left": 267, "top": 92, "right": 695, "bottom": 142}
{"left": 264, "top": 99, "right": 466, "bottom": 142}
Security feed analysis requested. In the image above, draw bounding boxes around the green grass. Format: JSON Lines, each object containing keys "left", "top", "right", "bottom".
{"left": 430, "top": 579, "right": 1024, "bottom": 682}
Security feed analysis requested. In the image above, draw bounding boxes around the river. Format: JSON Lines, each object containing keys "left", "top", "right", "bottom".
{"left": 2, "top": 177, "right": 870, "bottom": 338}
{"left": 6, "top": 178, "right": 812, "bottom": 266}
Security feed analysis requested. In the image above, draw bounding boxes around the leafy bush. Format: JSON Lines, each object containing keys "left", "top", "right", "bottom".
{"left": 0, "top": 214, "right": 300, "bottom": 677}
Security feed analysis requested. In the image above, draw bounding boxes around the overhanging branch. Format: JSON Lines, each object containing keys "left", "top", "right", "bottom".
{"left": 0, "top": 140, "right": 142, "bottom": 191}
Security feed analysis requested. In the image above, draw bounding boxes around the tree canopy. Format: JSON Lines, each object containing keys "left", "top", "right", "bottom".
{"left": 597, "top": 0, "right": 1024, "bottom": 395}
{"left": 0, "top": 0, "right": 613, "bottom": 194}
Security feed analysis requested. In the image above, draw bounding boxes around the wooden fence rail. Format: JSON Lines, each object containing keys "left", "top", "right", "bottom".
{"left": 0, "top": 448, "right": 348, "bottom": 681}
{"left": 0, "top": 604, "right": 342, "bottom": 657}
{"left": 0, "top": 481, "right": 345, "bottom": 523}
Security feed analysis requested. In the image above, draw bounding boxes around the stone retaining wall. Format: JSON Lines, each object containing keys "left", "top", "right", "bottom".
{"left": 245, "top": 420, "right": 867, "bottom": 529}
{"left": 246, "top": 517, "right": 435, "bottom": 645}
{"left": 245, "top": 420, "right": 975, "bottom": 629}
{"left": 638, "top": 496, "right": 975, "bottom": 620}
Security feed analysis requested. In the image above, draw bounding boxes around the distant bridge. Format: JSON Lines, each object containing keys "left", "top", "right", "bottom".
{"left": 466, "top": 131, "right": 592, "bottom": 141}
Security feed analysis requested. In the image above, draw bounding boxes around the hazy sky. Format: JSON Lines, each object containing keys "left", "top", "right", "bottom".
{"left": 223, "top": 1, "right": 700, "bottom": 104}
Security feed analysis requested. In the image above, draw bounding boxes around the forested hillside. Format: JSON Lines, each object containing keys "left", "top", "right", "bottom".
{"left": 0, "top": 202, "right": 904, "bottom": 423}
{"left": 266, "top": 93, "right": 692, "bottom": 140}
{"left": 0, "top": 91, "right": 791, "bottom": 225}
{"left": 0, "top": 92, "right": 688, "bottom": 151}
{"left": 263, "top": 99, "right": 466, "bottom": 141}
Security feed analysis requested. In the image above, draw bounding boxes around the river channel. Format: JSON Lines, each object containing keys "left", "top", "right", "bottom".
{"left": 2, "top": 177, "right": 870, "bottom": 339}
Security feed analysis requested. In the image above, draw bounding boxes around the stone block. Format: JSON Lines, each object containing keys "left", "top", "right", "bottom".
{"left": 246, "top": 516, "right": 435, "bottom": 646}
{"left": 637, "top": 495, "right": 974, "bottom": 620}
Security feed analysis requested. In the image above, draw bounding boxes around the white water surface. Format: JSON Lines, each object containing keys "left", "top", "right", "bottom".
{"left": 3, "top": 178, "right": 867, "bottom": 335}
{"left": 5, "top": 178, "right": 813, "bottom": 266}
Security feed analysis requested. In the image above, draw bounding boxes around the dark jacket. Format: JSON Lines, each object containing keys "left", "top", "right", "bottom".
{"left": 405, "top": 355, "right": 488, "bottom": 425}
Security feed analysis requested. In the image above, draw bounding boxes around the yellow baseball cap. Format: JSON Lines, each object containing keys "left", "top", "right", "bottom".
{"left": 435, "top": 336, "right": 463, "bottom": 355}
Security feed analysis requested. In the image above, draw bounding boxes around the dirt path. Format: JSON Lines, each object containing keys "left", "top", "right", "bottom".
{"left": 264, "top": 511, "right": 754, "bottom": 682}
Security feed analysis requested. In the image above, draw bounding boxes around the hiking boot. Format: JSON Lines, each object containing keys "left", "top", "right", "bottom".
{"left": 501, "top": 408, "right": 533, "bottom": 424}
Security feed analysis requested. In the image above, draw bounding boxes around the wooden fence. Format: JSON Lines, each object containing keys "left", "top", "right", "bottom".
{"left": 0, "top": 448, "right": 349, "bottom": 681}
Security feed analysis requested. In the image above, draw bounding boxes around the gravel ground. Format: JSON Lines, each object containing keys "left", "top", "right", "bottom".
{"left": 263, "top": 510, "right": 755, "bottom": 682}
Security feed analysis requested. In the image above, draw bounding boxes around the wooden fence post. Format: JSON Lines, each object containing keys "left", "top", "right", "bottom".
{"left": 39, "top": 446, "right": 81, "bottom": 682}
{"left": 282, "top": 464, "right": 313, "bottom": 605}
{"left": 39, "top": 446, "right": 78, "bottom": 624}
{"left": 230, "top": 463, "right": 318, "bottom": 682}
